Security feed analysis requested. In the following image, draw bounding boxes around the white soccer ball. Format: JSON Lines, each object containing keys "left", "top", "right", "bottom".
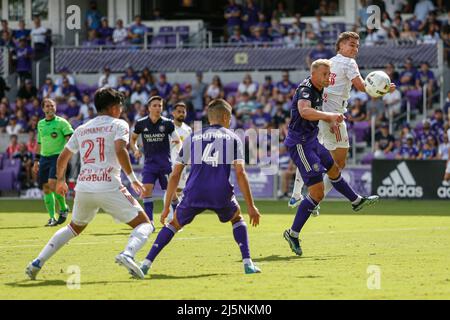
{"left": 364, "top": 71, "right": 391, "bottom": 98}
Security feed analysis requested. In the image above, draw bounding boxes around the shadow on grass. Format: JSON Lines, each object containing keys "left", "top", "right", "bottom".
{"left": 252, "top": 254, "right": 347, "bottom": 263}
{"left": 89, "top": 233, "right": 131, "bottom": 237}
{"left": 0, "top": 226, "right": 41, "bottom": 230}
{"left": 151, "top": 273, "right": 228, "bottom": 280}
{"left": 5, "top": 279, "right": 143, "bottom": 287}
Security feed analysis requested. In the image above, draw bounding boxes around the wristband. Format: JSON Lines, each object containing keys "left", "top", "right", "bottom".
{"left": 127, "top": 172, "right": 138, "bottom": 183}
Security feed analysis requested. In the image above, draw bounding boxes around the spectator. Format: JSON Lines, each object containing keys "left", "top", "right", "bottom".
{"left": 365, "top": 27, "right": 382, "bottom": 46}
{"left": 251, "top": 105, "right": 271, "bottom": 129}
{"left": 191, "top": 72, "right": 207, "bottom": 112}
{"left": 407, "top": 15, "right": 422, "bottom": 32}
{"left": 6, "top": 134, "right": 21, "bottom": 158}
{"left": 400, "top": 21, "right": 418, "bottom": 42}
{"left": 0, "top": 102, "right": 9, "bottom": 133}
{"left": 290, "top": 13, "right": 307, "bottom": 35}
{"left": 438, "top": 133, "right": 449, "bottom": 160}
{"left": 128, "top": 15, "right": 148, "bottom": 45}
{"left": 414, "top": 0, "right": 435, "bottom": 23}
{"left": 238, "top": 74, "right": 258, "bottom": 100}
{"left": 14, "top": 38, "right": 34, "bottom": 84}
{"left": 273, "top": 71, "right": 296, "bottom": 99}
{"left": 113, "top": 19, "right": 128, "bottom": 45}
{"left": 254, "top": 13, "right": 270, "bottom": 36}
{"left": 399, "top": 58, "right": 417, "bottom": 94}
{"left": 141, "top": 68, "right": 156, "bottom": 88}
{"left": 155, "top": 73, "right": 172, "bottom": 100}
{"left": 131, "top": 101, "right": 146, "bottom": 122}
{"left": 85, "top": 0, "right": 102, "bottom": 31}
{"left": 383, "top": 0, "right": 408, "bottom": 20}
{"left": 347, "top": 98, "right": 367, "bottom": 124}
{"left": 431, "top": 109, "right": 445, "bottom": 139}
{"left": 1, "top": 19, "right": 12, "bottom": 35}
{"left": 225, "top": 0, "right": 242, "bottom": 38}
{"left": 383, "top": 87, "right": 402, "bottom": 119}
{"left": 236, "top": 92, "right": 257, "bottom": 126}
{"left": 13, "top": 20, "right": 31, "bottom": 44}
{"left": 15, "top": 109, "right": 28, "bottom": 132}
{"left": 417, "top": 120, "right": 437, "bottom": 148}
{"left": 78, "top": 94, "right": 97, "bottom": 122}
{"left": 443, "top": 90, "right": 450, "bottom": 121}
{"left": 26, "top": 130, "right": 38, "bottom": 154}
{"left": 384, "top": 63, "right": 400, "bottom": 87}
{"left": 357, "top": 0, "right": 370, "bottom": 28}
{"left": 30, "top": 16, "right": 48, "bottom": 60}
{"left": 6, "top": 115, "right": 24, "bottom": 135}
{"left": 0, "top": 76, "right": 10, "bottom": 100}
{"left": 98, "top": 17, "right": 114, "bottom": 43}
{"left": 98, "top": 66, "right": 118, "bottom": 88}
{"left": 306, "top": 40, "right": 334, "bottom": 67}
{"left": 228, "top": 26, "right": 248, "bottom": 45}
{"left": 205, "top": 76, "right": 225, "bottom": 100}
{"left": 250, "top": 27, "right": 269, "bottom": 47}
{"left": 122, "top": 66, "right": 139, "bottom": 87}
{"left": 13, "top": 143, "right": 34, "bottom": 189}
{"left": 283, "top": 28, "right": 301, "bottom": 48}
{"left": 396, "top": 135, "right": 419, "bottom": 159}
{"left": 27, "top": 114, "right": 39, "bottom": 133}
{"left": 415, "top": 62, "right": 436, "bottom": 108}
{"left": 422, "top": 23, "right": 440, "bottom": 44}
{"left": 272, "top": 1, "right": 290, "bottom": 20}
{"left": 268, "top": 17, "right": 285, "bottom": 40}
{"left": 257, "top": 75, "right": 274, "bottom": 100}
{"left": 272, "top": 100, "right": 290, "bottom": 127}
{"left": 55, "top": 77, "right": 81, "bottom": 102}
{"left": 366, "top": 96, "right": 386, "bottom": 126}
{"left": 374, "top": 124, "right": 396, "bottom": 159}
{"left": 17, "top": 79, "right": 38, "bottom": 101}
{"left": 28, "top": 98, "right": 44, "bottom": 119}
{"left": 311, "top": 10, "right": 329, "bottom": 37}
{"left": 64, "top": 97, "right": 81, "bottom": 126}
{"left": 388, "top": 26, "right": 400, "bottom": 40}
{"left": 130, "top": 83, "right": 149, "bottom": 105}
{"left": 0, "top": 30, "right": 14, "bottom": 49}
{"left": 418, "top": 135, "right": 438, "bottom": 159}
{"left": 242, "top": 0, "right": 262, "bottom": 36}
{"left": 83, "top": 107, "right": 97, "bottom": 125}
{"left": 83, "top": 29, "right": 102, "bottom": 46}
{"left": 376, "top": 11, "right": 392, "bottom": 39}
{"left": 55, "top": 67, "right": 76, "bottom": 87}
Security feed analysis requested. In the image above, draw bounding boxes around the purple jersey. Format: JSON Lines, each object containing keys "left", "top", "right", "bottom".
{"left": 276, "top": 81, "right": 296, "bottom": 96}
{"left": 285, "top": 77, "right": 324, "bottom": 147}
{"left": 16, "top": 46, "right": 33, "bottom": 72}
{"left": 177, "top": 125, "right": 244, "bottom": 208}
{"left": 398, "top": 145, "right": 418, "bottom": 158}
{"left": 134, "top": 116, "right": 176, "bottom": 171}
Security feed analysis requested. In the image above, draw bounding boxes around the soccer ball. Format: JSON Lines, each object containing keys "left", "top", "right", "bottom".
{"left": 364, "top": 71, "right": 391, "bottom": 98}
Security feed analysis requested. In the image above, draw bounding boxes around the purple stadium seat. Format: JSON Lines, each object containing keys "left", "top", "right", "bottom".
{"left": 159, "top": 26, "right": 174, "bottom": 35}
{"left": 175, "top": 26, "right": 189, "bottom": 41}
{"left": 0, "top": 170, "right": 15, "bottom": 191}
{"left": 0, "top": 153, "right": 4, "bottom": 169}
{"left": 57, "top": 103, "right": 68, "bottom": 112}
{"left": 77, "top": 83, "right": 91, "bottom": 94}
{"left": 361, "top": 152, "right": 375, "bottom": 165}
{"left": 332, "top": 22, "right": 347, "bottom": 33}
{"left": 151, "top": 35, "right": 167, "bottom": 48}
{"left": 25, "top": 102, "right": 34, "bottom": 113}
{"left": 166, "top": 35, "right": 178, "bottom": 48}
{"left": 352, "top": 121, "right": 370, "bottom": 142}
{"left": 3, "top": 159, "right": 21, "bottom": 176}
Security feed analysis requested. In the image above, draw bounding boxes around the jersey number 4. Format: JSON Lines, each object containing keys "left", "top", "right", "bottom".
{"left": 82, "top": 138, "right": 105, "bottom": 164}
{"left": 202, "top": 143, "right": 219, "bottom": 167}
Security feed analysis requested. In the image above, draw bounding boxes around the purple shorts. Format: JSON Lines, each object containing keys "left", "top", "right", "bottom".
{"left": 288, "top": 139, "right": 334, "bottom": 187}
{"left": 175, "top": 196, "right": 240, "bottom": 226}
{"left": 142, "top": 166, "right": 171, "bottom": 190}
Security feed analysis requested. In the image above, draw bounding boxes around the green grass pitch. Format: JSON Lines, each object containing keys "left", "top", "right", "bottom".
{"left": 0, "top": 199, "right": 449, "bottom": 300}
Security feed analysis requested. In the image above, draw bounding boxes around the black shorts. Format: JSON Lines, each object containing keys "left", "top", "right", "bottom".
{"left": 38, "top": 155, "right": 59, "bottom": 187}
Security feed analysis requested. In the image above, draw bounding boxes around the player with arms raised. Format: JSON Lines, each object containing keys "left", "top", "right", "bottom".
{"left": 26, "top": 88, "right": 154, "bottom": 280}
{"left": 289, "top": 32, "right": 395, "bottom": 214}
{"left": 130, "top": 96, "right": 181, "bottom": 223}
{"left": 283, "top": 59, "right": 379, "bottom": 256}
{"left": 136, "top": 99, "right": 262, "bottom": 279}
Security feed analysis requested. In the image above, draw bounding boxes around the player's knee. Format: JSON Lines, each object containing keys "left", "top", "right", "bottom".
{"left": 42, "top": 184, "right": 51, "bottom": 194}
{"left": 310, "top": 190, "right": 324, "bottom": 203}
{"left": 336, "top": 159, "right": 346, "bottom": 170}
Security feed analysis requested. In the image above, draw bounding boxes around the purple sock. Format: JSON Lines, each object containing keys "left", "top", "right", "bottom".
{"left": 232, "top": 220, "right": 250, "bottom": 260}
{"left": 330, "top": 174, "right": 359, "bottom": 203}
{"left": 146, "top": 225, "right": 177, "bottom": 262}
{"left": 291, "top": 195, "right": 318, "bottom": 234}
{"left": 143, "top": 197, "right": 154, "bottom": 221}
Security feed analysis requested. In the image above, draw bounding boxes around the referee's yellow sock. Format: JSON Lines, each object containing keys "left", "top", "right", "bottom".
{"left": 54, "top": 192, "right": 68, "bottom": 212}
{"left": 44, "top": 193, "right": 56, "bottom": 219}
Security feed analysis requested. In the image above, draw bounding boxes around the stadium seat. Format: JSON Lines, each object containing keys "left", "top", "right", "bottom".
{"left": 224, "top": 82, "right": 239, "bottom": 97}
{"left": 3, "top": 159, "right": 21, "bottom": 177}
{"left": 166, "top": 35, "right": 178, "bottom": 48}
{"left": 159, "top": 26, "right": 174, "bottom": 35}
{"left": 0, "top": 170, "right": 15, "bottom": 191}
{"left": 361, "top": 153, "right": 374, "bottom": 165}
{"left": 57, "top": 103, "right": 68, "bottom": 112}
{"left": 0, "top": 153, "right": 4, "bottom": 170}
{"left": 352, "top": 121, "right": 370, "bottom": 143}
{"left": 332, "top": 23, "right": 347, "bottom": 33}
{"left": 175, "top": 26, "right": 190, "bottom": 41}
{"left": 151, "top": 35, "right": 167, "bottom": 48}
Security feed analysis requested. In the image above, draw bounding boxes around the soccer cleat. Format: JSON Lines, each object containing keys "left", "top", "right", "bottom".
{"left": 25, "top": 259, "right": 41, "bottom": 280}
{"left": 352, "top": 195, "right": 380, "bottom": 212}
{"left": 244, "top": 264, "right": 262, "bottom": 274}
{"left": 140, "top": 264, "right": 150, "bottom": 277}
{"left": 57, "top": 207, "right": 69, "bottom": 225}
{"left": 45, "top": 218, "right": 58, "bottom": 227}
{"left": 288, "top": 195, "right": 303, "bottom": 208}
{"left": 283, "top": 230, "right": 303, "bottom": 256}
{"left": 115, "top": 253, "right": 145, "bottom": 280}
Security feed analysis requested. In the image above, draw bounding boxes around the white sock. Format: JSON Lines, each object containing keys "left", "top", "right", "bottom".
{"left": 289, "top": 229, "right": 299, "bottom": 238}
{"left": 292, "top": 169, "right": 304, "bottom": 199}
{"left": 352, "top": 196, "right": 363, "bottom": 205}
{"left": 323, "top": 175, "right": 334, "bottom": 197}
{"left": 123, "top": 223, "right": 154, "bottom": 258}
{"left": 37, "top": 225, "right": 78, "bottom": 266}
{"left": 243, "top": 258, "right": 253, "bottom": 266}
{"left": 142, "top": 259, "right": 152, "bottom": 268}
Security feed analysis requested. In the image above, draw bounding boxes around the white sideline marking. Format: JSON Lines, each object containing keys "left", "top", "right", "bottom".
{"left": 0, "top": 226, "right": 448, "bottom": 250}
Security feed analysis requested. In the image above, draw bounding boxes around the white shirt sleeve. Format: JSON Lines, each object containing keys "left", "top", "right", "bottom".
{"left": 65, "top": 133, "right": 79, "bottom": 153}
{"left": 114, "top": 120, "right": 130, "bottom": 143}
{"left": 345, "top": 59, "right": 361, "bottom": 82}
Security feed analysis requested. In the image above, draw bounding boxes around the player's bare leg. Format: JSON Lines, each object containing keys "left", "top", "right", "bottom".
{"left": 142, "top": 184, "right": 155, "bottom": 222}
{"left": 115, "top": 212, "right": 154, "bottom": 279}
{"left": 25, "top": 222, "right": 86, "bottom": 280}
{"left": 230, "top": 209, "right": 261, "bottom": 274}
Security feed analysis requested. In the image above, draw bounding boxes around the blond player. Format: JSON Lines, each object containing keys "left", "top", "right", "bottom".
{"left": 167, "top": 102, "right": 193, "bottom": 223}
{"left": 26, "top": 88, "right": 154, "bottom": 280}
{"left": 289, "top": 32, "right": 395, "bottom": 214}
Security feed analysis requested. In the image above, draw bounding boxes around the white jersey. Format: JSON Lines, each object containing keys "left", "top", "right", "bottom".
{"left": 324, "top": 54, "right": 361, "bottom": 113}
{"left": 66, "top": 116, "right": 130, "bottom": 193}
{"left": 171, "top": 122, "right": 192, "bottom": 163}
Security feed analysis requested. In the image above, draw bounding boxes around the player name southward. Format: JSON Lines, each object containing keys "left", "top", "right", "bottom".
{"left": 78, "top": 167, "right": 114, "bottom": 182}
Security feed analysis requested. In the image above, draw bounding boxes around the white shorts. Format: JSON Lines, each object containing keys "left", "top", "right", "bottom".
{"left": 72, "top": 187, "right": 144, "bottom": 226}
{"left": 319, "top": 97, "right": 350, "bottom": 150}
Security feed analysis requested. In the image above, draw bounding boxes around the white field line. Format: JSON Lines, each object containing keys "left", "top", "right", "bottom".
{"left": 0, "top": 226, "right": 448, "bottom": 250}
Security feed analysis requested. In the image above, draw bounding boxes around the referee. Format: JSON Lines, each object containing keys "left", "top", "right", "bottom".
{"left": 33, "top": 98, "right": 74, "bottom": 226}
